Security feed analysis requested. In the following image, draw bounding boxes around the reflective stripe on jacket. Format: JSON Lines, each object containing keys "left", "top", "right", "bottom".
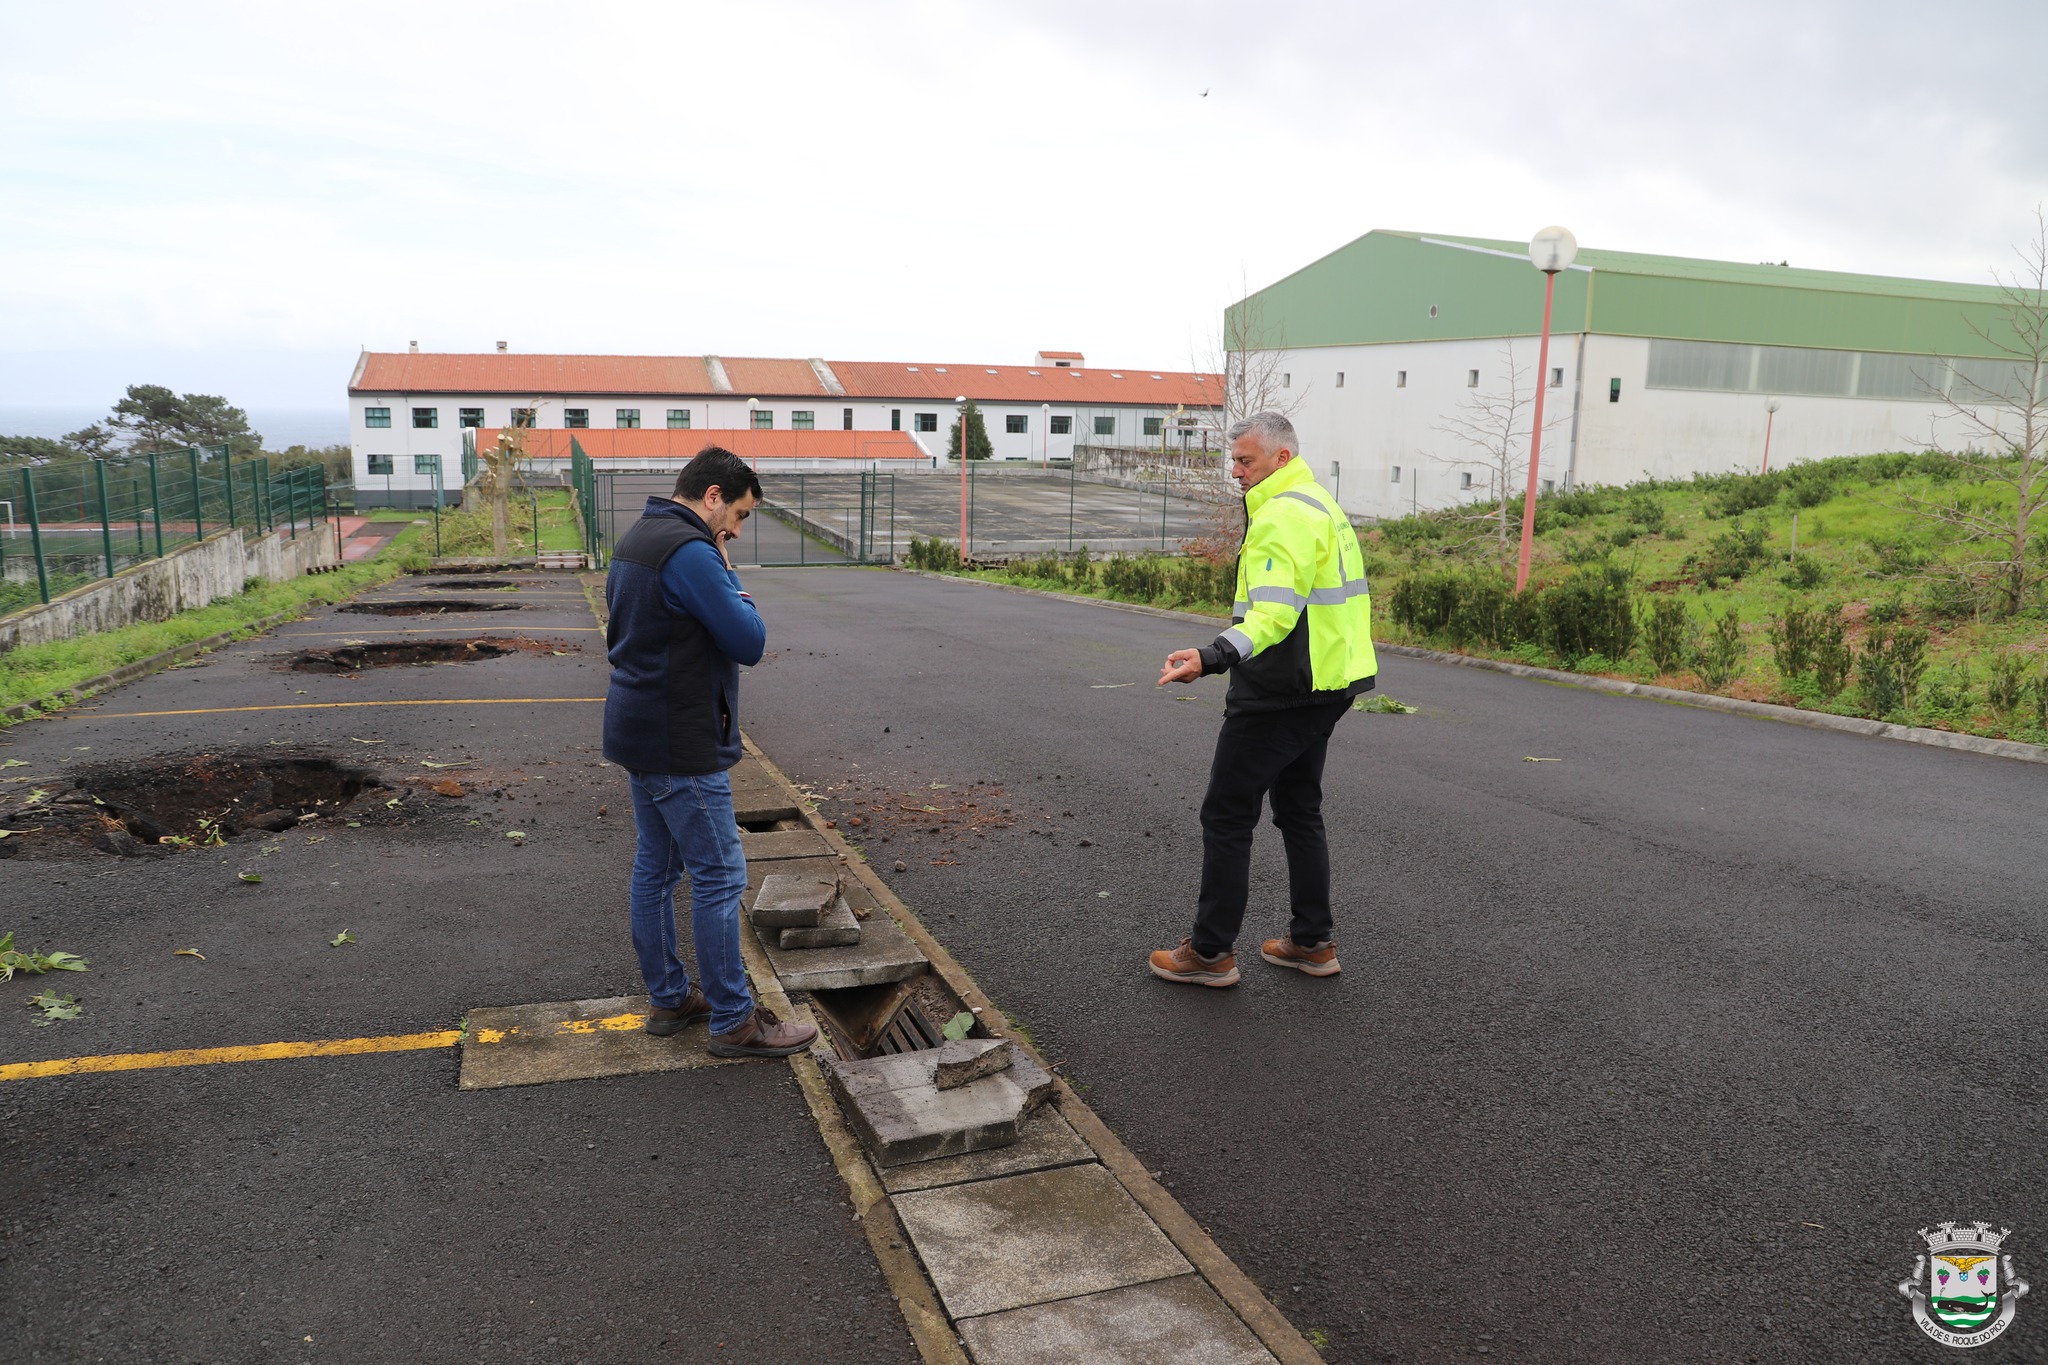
{"left": 1217, "top": 458, "right": 1377, "bottom": 712}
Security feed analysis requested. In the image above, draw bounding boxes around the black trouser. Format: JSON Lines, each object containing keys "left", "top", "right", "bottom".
{"left": 1191, "top": 699, "right": 1350, "bottom": 957}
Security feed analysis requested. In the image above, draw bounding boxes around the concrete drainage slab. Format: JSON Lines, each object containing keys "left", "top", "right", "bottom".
{"left": 457, "top": 995, "right": 736, "bottom": 1090}
{"left": 891, "top": 1163, "right": 1193, "bottom": 1320}
{"left": 956, "top": 1274, "right": 1277, "bottom": 1365}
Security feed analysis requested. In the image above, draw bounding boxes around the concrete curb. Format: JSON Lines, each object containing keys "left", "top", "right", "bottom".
{"left": 901, "top": 569, "right": 2048, "bottom": 768}
{"left": 741, "top": 735, "right": 1323, "bottom": 1365}
{"left": 1, "top": 610, "right": 302, "bottom": 724}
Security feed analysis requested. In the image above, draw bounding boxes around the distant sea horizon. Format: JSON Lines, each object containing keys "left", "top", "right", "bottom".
{"left": 0, "top": 406, "right": 348, "bottom": 451}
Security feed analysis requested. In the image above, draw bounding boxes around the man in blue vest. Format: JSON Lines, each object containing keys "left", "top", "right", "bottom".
{"left": 603, "top": 447, "right": 816, "bottom": 1057}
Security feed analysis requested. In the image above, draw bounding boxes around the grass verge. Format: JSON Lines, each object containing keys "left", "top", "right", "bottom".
{"left": 0, "top": 524, "right": 430, "bottom": 721}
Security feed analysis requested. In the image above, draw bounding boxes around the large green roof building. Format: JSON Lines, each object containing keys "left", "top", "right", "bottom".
{"left": 1228, "top": 230, "right": 2035, "bottom": 517}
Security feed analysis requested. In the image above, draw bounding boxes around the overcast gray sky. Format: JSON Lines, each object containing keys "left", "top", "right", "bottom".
{"left": 3, "top": 0, "right": 2045, "bottom": 410}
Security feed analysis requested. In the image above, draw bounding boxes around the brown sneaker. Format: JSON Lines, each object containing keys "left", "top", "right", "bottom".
{"left": 644, "top": 987, "right": 712, "bottom": 1037}
{"left": 1260, "top": 937, "right": 1341, "bottom": 977}
{"left": 707, "top": 1005, "right": 819, "bottom": 1058}
{"left": 1148, "top": 937, "right": 1241, "bottom": 988}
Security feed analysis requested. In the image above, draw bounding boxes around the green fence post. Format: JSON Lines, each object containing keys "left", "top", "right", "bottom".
{"left": 95, "top": 460, "right": 116, "bottom": 578}
{"left": 1161, "top": 465, "right": 1169, "bottom": 551}
{"left": 223, "top": 448, "right": 236, "bottom": 528}
{"left": 798, "top": 475, "right": 807, "bottom": 566}
{"left": 130, "top": 475, "right": 144, "bottom": 555}
{"left": 149, "top": 453, "right": 165, "bottom": 558}
{"left": 22, "top": 469, "right": 50, "bottom": 605}
{"left": 189, "top": 447, "right": 204, "bottom": 540}
{"left": 1068, "top": 457, "right": 1076, "bottom": 551}
{"left": 889, "top": 473, "right": 896, "bottom": 564}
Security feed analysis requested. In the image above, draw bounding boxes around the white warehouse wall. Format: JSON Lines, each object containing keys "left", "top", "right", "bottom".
{"left": 1269, "top": 335, "right": 1984, "bottom": 521}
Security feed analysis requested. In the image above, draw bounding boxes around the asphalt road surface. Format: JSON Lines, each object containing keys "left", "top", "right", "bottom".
{"left": 741, "top": 566, "right": 2048, "bottom": 1365}
{"left": 0, "top": 573, "right": 914, "bottom": 1365}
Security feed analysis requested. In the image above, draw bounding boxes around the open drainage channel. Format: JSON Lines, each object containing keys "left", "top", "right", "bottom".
{"left": 340, "top": 599, "right": 523, "bottom": 616}
{"left": 281, "top": 636, "right": 577, "bottom": 673}
{"left": 0, "top": 750, "right": 391, "bottom": 858}
{"left": 419, "top": 579, "right": 521, "bottom": 591}
{"left": 805, "top": 974, "right": 977, "bottom": 1061}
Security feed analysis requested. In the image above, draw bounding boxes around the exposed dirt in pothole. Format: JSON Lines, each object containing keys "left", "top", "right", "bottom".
{"left": 340, "top": 600, "right": 522, "bottom": 616}
{"left": 420, "top": 579, "right": 520, "bottom": 591}
{"left": 411, "top": 563, "right": 526, "bottom": 575}
{"left": 280, "top": 636, "right": 578, "bottom": 673}
{"left": 0, "top": 751, "right": 389, "bottom": 857}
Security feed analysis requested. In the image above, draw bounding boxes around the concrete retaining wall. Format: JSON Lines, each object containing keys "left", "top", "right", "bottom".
{"left": 0, "top": 523, "right": 342, "bottom": 657}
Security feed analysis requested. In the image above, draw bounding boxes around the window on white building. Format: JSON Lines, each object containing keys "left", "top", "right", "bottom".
{"left": 1142, "top": 417, "right": 1163, "bottom": 437}
{"left": 1551, "top": 368, "right": 1564, "bottom": 388}
{"left": 752, "top": 409, "right": 774, "bottom": 429}
{"left": 1396, "top": 371, "right": 1407, "bottom": 388}
{"left": 1391, "top": 465, "right": 1402, "bottom": 483}
{"left": 366, "top": 454, "right": 394, "bottom": 474}
{"left": 1050, "top": 415, "right": 1072, "bottom": 435}
{"left": 1006, "top": 415, "right": 1028, "bottom": 434}
{"left": 414, "top": 453, "right": 440, "bottom": 475}
{"left": 792, "top": 411, "right": 815, "bottom": 430}
{"left": 890, "top": 409, "right": 901, "bottom": 431}
{"left": 1542, "top": 478, "right": 1555, "bottom": 494}
{"left": 1094, "top": 415, "right": 1114, "bottom": 436}
{"left": 564, "top": 409, "right": 589, "bottom": 428}
{"left": 914, "top": 413, "right": 938, "bottom": 432}
{"left": 1467, "top": 370, "right": 1480, "bottom": 387}
{"left": 616, "top": 408, "right": 641, "bottom": 429}
{"left": 667, "top": 409, "right": 691, "bottom": 429}
{"left": 1609, "top": 379, "right": 1621, "bottom": 403}
{"left": 412, "top": 407, "right": 437, "bottom": 429}
{"left": 510, "top": 408, "right": 536, "bottom": 428}
{"left": 1460, "top": 471, "right": 1473, "bottom": 490}
{"left": 1282, "top": 373, "right": 1291, "bottom": 388}
{"left": 1335, "top": 372, "right": 1345, "bottom": 388}
{"left": 363, "top": 407, "right": 391, "bottom": 429}
{"left": 842, "top": 408, "right": 853, "bottom": 430}
{"left": 459, "top": 408, "right": 483, "bottom": 428}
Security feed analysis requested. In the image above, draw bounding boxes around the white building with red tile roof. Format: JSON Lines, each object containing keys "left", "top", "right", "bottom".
{"left": 346, "top": 348, "right": 1221, "bottom": 507}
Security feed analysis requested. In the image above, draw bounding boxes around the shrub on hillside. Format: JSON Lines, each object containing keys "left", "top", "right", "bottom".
{"left": 1641, "top": 596, "right": 1696, "bottom": 673}
{"left": 1694, "top": 609, "right": 1746, "bottom": 691}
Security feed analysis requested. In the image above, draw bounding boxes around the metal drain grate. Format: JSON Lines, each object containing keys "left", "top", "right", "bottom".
{"left": 875, "top": 1000, "right": 944, "bottom": 1055}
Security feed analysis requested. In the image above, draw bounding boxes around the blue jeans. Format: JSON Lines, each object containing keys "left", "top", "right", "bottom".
{"left": 627, "top": 769, "right": 754, "bottom": 1033}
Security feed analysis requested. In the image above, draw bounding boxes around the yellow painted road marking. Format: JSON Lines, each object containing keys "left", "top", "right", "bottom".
{"left": 86, "top": 698, "right": 604, "bottom": 718}
{"left": 0, "top": 1031, "right": 461, "bottom": 1081}
{"left": 280, "top": 627, "right": 602, "bottom": 636}
{"left": 2, "top": 1010, "right": 655, "bottom": 1082}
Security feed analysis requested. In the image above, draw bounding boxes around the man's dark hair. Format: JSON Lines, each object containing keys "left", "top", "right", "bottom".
{"left": 673, "top": 447, "right": 763, "bottom": 503}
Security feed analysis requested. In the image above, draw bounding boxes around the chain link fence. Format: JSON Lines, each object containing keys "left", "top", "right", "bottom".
{"left": 2, "top": 447, "right": 332, "bottom": 620}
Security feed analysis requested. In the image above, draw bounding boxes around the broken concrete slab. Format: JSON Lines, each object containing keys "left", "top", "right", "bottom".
{"left": 955, "top": 1274, "right": 1276, "bottom": 1365}
{"left": 934, "top": 1037, "right": 1013, "bottom": 1090}
{"left": 778, "top": 896, "right": 861, "bottom": 949}
{"left": 755, "top": 911, "right": 925, "bottom": 991}
{"left": 746, "top": 857, "right": 877, "bottom": 918}
{"left": 880, "top": 1106, "right": 1095, "bottom": 1194}
{"left": 458, "top": 995, "right": 735, "bottom": 1090}
{"left": 892, "top": 1164, "right": 1192, "bottom": 1320}
{"left": 750, "top": 872, "right": 839, "bottom": 928}
{"left": 731, "top": 790, "right": 801, "bottom": 825}
{"left": 738, "top": 827, "right": 833, "bottom": 862}
{"left": 823, "top": 1044, "right": 1054, "bottom": 1167}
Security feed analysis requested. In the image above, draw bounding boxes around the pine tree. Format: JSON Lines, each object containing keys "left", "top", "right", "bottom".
{"left": 947, "top": 401, "right": 993, "bottom": 461}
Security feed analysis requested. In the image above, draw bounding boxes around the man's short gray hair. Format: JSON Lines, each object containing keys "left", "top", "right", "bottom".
{"left": 1227, "top": 411, "right": 1300, "bottom": 459}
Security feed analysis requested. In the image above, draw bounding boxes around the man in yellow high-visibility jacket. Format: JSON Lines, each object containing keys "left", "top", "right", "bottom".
{"left": 1150, "top": 411, "right": 1377, "bottom": 987}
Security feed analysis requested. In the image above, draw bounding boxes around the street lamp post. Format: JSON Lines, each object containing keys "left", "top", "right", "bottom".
{"left": 1761, "top": 398, "right": 1780, "bottom": 475}
{"left": 956, "top": 395, "right": 969, "bottom": 555}
{"left": 1515, "top": 225, "right": 1577, "bottom": 594}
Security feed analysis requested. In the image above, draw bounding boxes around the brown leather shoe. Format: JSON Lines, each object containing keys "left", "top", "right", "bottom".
{"left": 707, "top": 1005, "right": 819, "bottom": 1058}
{"left": 1148, "top": 937, "right": 1241, "bottom": 987}
{"left": 644, "top": 987, "right": 712, "bottom": 1037}
{"left": 1260, "top": 937, "right": 1341, "bottom": 977}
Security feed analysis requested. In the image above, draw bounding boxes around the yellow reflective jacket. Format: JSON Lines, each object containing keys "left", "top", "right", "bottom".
{"left": 1214, "top": 458, "right": 1377, "bottom": 711}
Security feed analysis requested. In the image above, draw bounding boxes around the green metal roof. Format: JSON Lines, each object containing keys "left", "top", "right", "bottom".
{"left": 1230, "top": 229, "right": 2027, "bottom": 358}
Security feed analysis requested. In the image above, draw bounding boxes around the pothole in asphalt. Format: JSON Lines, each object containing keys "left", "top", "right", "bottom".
{"left": 412, "top": 563, "right": 525, "bottom": 575}
{"left": 340, "top": 599, "right": 523, "bottom": 615}
{"left": 0, "top": 750, "right": 387, "bottom": 857}
{"left": 281, "top": 636, "right": 577, "bottom": 672}
{"left": 420, "top": 579, "right": 520, "bottom": 591}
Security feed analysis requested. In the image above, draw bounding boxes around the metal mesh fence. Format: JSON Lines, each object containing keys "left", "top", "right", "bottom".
{"left": 1, "top": 447, "right": 333, "bottom": 621}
